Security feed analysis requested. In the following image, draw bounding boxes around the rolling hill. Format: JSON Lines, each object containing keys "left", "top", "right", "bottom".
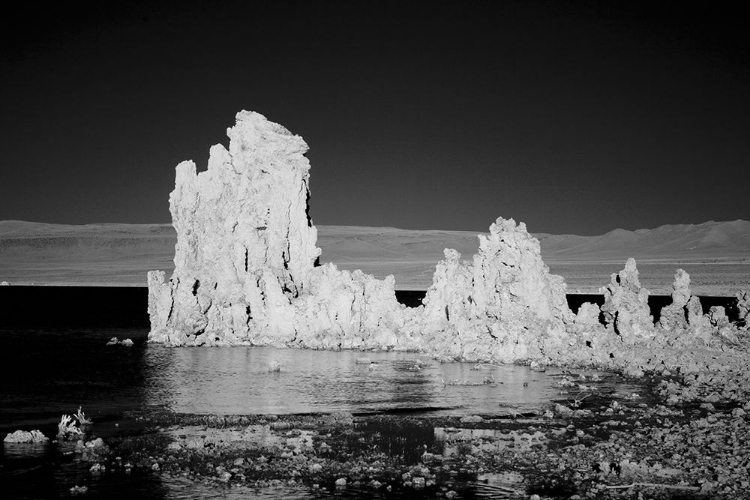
{"left": 1, "top": 219, "right": 748, "bottom": 294}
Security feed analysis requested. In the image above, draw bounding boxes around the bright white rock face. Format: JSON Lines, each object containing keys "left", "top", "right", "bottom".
{"left": 600, "top": 257, "right": 655, "bottom": 342}
{"left": 4, "top": 429, "right": 48, "bottom": 443}
{"left": 143, "top": 111, "right": 731, "bottom": 366}
{"left": 149, "top": 111, "right": 320, "bottom": 345}
{"left": 421, "top": 219, "right": 574, "bottom": 362}
{"left": 148, "top": 111, "right": 747, "bottom": 368}
{"left": 147, "top": 111, "right": 575, "bottom": 363}
{"left": 659, "top": 269, "right": 692, "bottom": 331}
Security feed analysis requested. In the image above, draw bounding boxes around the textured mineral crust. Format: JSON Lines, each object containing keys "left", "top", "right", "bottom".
{"left": 148, "top": 110, "right": 749, "bottom": 372}
{"left": 147, "top": 111, "right": 576, "bottom": 362}
{"left": 420, "top": 218, "right": 573, "bottom": 362}
{"left": 4, "top": 429, "right": 48, "bottom": 443}
{"left": 149, "top": 111, "right": 321, "bottom": 346}
{"left": 599, "top": 258, "right": 654, "bottom": 342}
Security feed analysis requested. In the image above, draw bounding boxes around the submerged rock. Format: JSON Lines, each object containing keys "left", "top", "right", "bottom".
{"left": 106, "top": 337, "right": 134, "bottom": 346}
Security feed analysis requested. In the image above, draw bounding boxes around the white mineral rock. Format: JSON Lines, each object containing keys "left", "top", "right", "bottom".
{"left": 292, "top": 264, "right": 417, "bottom": 351}
{"left": 148, "top": 111, "right": 414, "bottom": 348}
{"left": 708, "top": 306, "right": 730, "bottom": 328}
{"left": 659, "top": 269, "right": 691, "bottom": 331}
{"left": 149, "top": 110, "right": 738, "bottom": 369}
{"left": 149, "top": 111, "right": 322, "bottom": 345}
{"left": 736, "top": 290, "right": 750, "bottom": 327}
{"left": 420, "top": 218, "right": 573, "bottom": 362}
{"left": 4, "top": 429, "right": 48, "bottom": 443}
{"left": 686, "top": 295, "right": 711, "bottom": 330}
{"left": 147, "top": 111, "right": 575, "bottom": 362}
{"left": 574, "top": 302, "right": 602, "bottom": 328}
{"left": 600, "top": 258, "right": 654, "bottom": 342}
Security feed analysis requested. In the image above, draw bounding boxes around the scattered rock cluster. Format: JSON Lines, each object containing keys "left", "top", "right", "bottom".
{"left": 99, "top": 380, "right": 750, "bottom": 500}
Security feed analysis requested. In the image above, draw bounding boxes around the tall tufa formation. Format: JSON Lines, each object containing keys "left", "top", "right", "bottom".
{"left": 149, "top": 111, "right": 321, "bottom": 345}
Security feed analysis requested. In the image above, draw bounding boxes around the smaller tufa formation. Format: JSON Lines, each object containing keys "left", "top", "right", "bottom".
{"left": 420, "top": 218, "right": 573, "bottom": 362}
{"left": 600, "top": 258, "right": 654, "bottom": 342}
{"left": 574, "top": 302, "right": 602, "bottom": 328}
{"left": 292, "top": 264, "right": 419, "bottom": 351}
{"left": 737, "top": 291, "right": 750, "bottom": 328}
{"left": 709, "top": 306, "right": 730, "bottom": 329}
{"left": 659, "top": 269, "right": 691, "bottom": 331}
{"left": 658, "top": 270, "right": 722, "bottom": 336}
{"left": 4, "top": 429, "right": 48, "bottom": 443}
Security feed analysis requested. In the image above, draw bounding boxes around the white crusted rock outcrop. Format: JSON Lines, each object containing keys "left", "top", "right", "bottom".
{"left": 420, "top": 218, "right": 574, "bottom": 362}
{"left": 4, "top": 429, "right": 48, "bottom": 443}
{"left": 148, "top": 111, "right": 413, "bottom": 348}
{"left": 149, "top": 111, "right": 321, "bottom": 345}
{"left": 600, "top": 258, "right": 654, "bottom": 343}
{"left": 659, "top": 269, "right": 691, "bottom": 331}
{"left": 147, "top": 110, "right": 747, "bottom": 375}
{"left": 148, "top": 111, "right": 574, "bottom": 362}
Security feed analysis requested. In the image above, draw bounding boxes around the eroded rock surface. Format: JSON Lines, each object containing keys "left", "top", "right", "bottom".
{"left": 659, "top": 269, "right": 691, "bottom": 331}
{"left": 149, "top": 111, "right": 322, "bottom": 345}
{"left": 148, "top": 112, "right": 419, "bottom": 349}
{"left": 737, "top": 290, "right": 750, "bottom": 327}
{"left": 4, "top": 429, "right": 48, "bottom": 443}
{"left": 420, "top": 218, "right": 573, "bottom": 362}
{"left": 600, "top": 258, "right": 654, "bottom": 342}
{"left": 147, "top": 111, "right": 577, "bottom": 363}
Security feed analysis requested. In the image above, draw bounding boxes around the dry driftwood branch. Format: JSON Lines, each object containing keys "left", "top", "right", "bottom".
{"left": 603, "top": 482, "right": 700, "bottom": 491}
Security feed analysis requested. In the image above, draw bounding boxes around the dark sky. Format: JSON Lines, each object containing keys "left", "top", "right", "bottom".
{"left": 1, "top": 0, "right": 748, "bottom": 235}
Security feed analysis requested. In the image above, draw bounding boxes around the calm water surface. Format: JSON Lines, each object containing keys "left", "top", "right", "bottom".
{"left": 0, "top": 327, "right": 566, "bottom": 431}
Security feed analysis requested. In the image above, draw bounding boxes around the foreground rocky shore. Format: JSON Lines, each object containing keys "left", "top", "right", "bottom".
{"left": 53, "top": 362, "right": 746, "bottom": 499}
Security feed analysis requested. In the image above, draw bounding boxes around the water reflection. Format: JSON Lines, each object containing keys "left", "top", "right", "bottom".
{"left": 143, "top": 346, "right": 562, "bottom": 416}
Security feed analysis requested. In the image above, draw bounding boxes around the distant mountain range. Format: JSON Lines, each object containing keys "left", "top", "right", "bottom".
{"left": 2, "top": 219, "right": 748, "bottom": 260}
{"left": 1, "top": 219, "right": 748, "bottom": 290}
{"left": 537, "top": 219, "right": 750, "bottom": 262}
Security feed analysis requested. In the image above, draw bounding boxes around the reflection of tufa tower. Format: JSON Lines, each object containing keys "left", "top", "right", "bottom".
{"left": 148, "top": 111, "right": 321, "bottom": 345}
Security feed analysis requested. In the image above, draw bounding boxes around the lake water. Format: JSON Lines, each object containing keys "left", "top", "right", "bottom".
{"left": 0, "top": 327, "right": 565, "bottom": 429}
{"left": 1, "top": 326, "right": 645, "bottom": 498}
